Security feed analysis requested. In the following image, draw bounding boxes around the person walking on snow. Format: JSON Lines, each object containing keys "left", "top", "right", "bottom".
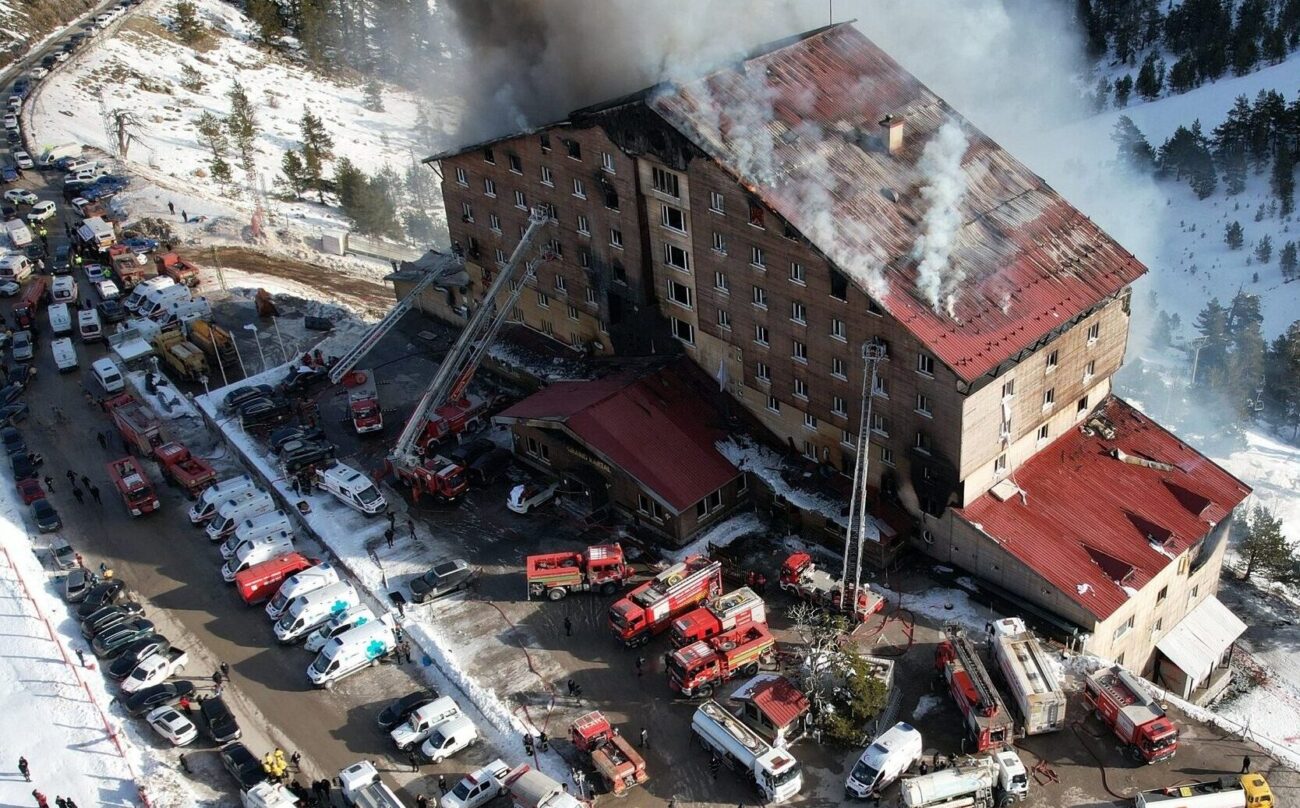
{"left": 72, "top": 488, "right": 84, "bottom": 505}
{"left": 90, "top": 486, "right": 100, "bottom": 505}
{"left": 32, "top": 790, "right": 48, "bottom": 808}
{"left": 18, "top": 756, "right": 29, "bottom": 780}
{"left": 168, "top": 201, "right": 175, "bottom": 215}
{"left": 80, "top": 474, "right": 90, "bottom": 490}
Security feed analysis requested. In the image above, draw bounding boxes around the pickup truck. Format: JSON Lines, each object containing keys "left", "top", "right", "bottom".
{"left": 120, "top": 648, "right": 188, "bottom": 694}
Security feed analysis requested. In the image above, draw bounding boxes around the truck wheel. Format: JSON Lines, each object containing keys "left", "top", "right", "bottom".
{"left": 600, "top": 582, "right": 617, "bottom": 596}
{"left": 741, "top": 663, "right": 759, "bottom": 676}
{"left": 697, "top": 684, "right": 714, "bottom": 699}
{"left": 547, "top": 587, "right": 567, "bottom": 601}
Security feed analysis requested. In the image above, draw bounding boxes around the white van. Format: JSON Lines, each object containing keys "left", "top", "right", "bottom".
{"left": 390, "top": 696, "right": 462, "bottom": 751}
{"left": 138, "top": 285, "right": 191, "bottom": 321}
{"left": 220, "top": 528, "right": 295, "bottom": 566}
{"left": 48, "top": 302, "right": 72, "bottom": 335}
{"left": 315, "top": 462, "right": 387, "bottom": 515}
{"left": 266, "top": 561, "right": 340, "bottom": 620}
{"left": 0, "top": 254, "right": 32, "bottom": 282}
{"left": 220, "top": 509, "right": 294, "bottom": 558}
{"left": 303, "top": 604, "right": 376, "bottom": 653}
{"left": 307, "top": 617, "right": 396, "bottom": 689}
{"left": 845, "top": 722, "right": 924, "bottom": 799}
{"left": 274, "top": 581, "right": 359, "bottom": 643}
{"left": 51, "top": 275, "right": 77, "bottom": 304}
{"left": 4, "top": 219, "right": 32, "bottom": 249}
{"left": 205, "top": 491, "right": 277, "bottom": 541}
{"left": 77, "top": 308, "right": 102, "bottom": 342}
{"left": 221, "top": 532, "right": 295, "bottom": 581}
{"left": 188, "top": 475, "right": 259, "bottom": 524}
{"left": 91, "top": 357, "right": 125, "bottom": 392}
{"left": 420, "top": 714, "right": 479, "bottom": 763}
{"left": 123, "top": 276, "right": 174, "bottom": 313}
{"left": 51, "top": 337, "right": 77, "bottom": 372}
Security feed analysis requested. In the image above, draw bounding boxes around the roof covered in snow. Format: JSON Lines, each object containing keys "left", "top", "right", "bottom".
{"left": 956, "top": 396, "right": 1251, "bottom": 621}
{"left": 494, "top": 360, "right": 740, "bottom": 512}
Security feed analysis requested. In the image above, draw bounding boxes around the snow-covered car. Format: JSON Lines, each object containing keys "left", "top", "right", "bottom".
{"left": 506, "top": 482, "right": 559, "bottom": 514}
{"left": 3, "top": 189, "right": 36, "bottom": 205}
{"left": 120, "top": 648, "right": 188, "bottom": 694}
{"left": 218, "top": 742, "right": 266, "bottom": 789}
{"left": 96, "top": 280, "right": 121, "bottom": 300}
{"left": 409, "top": 560, "right": 476, "bottom": 603}
{"left": 84, "top": 264, "right": 108, "bottom": 283}
{"left": 26, "top": 201, "right": 56, "bottom": 222}
{"left": 440, "top": 759, "right": 510, "bottom": 808}
{"left": 145, "top": 705, "right": 198, "bottom": 747}
{"left": 12, "top": 151, "right": 32, "bottom": 170}
{"left": 0, "top": 280, "right": 20, "bottom": 297}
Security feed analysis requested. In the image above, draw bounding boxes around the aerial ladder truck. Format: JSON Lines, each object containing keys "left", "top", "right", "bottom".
{"left": 386, "top": 207, "right": 555, "bottom": 502}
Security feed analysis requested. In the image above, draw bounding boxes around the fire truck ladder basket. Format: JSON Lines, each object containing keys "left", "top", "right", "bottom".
{"left": 951, "top": 631, "right": 1000, "bottom": 713}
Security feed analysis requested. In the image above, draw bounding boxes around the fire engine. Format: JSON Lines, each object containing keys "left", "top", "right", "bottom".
{"left": 935, "top": 626, "right": 1015, "bottom": 752}
{"left": 341, "top": 369, "right": 383, "bottom": 434}
{"left": 608, "top": 557, "right": 722, "bottom": 647}
{"left": 569, "top": 711, "right": 648, "bottom": 796}
{"left": 670, "top": 587, "right": 766, "bottom": 646}
{"left": 779, "top": 552, "right": 884, "bottom": 622}
{"left": 13, "top": 277, "right": 46, "bottom": 331}
{"left": 525, "top": 544, "right": 631, "bottom": 601}
{"left": 152, "top": 441, "right": 217, "bottom": 498}
{"left": 105, "top": 393, "right": 163, "bottom": 456}
{"left": 1083, "top": 665, "right": 1179, "bottom": 763}
{"left": 107, "top": 456, "right": 160, "bottom": 516}
{"left": 669, "top": 623, "right": 775, "bottom": 698}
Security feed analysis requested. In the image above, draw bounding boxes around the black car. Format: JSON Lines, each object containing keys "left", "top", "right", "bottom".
{"left": 80, "top": 602, "right": 144, "bottom": 638}
{"left": 91, "top": 619, "right": 155, "bottom": 657}
{"left": 468, "top": 448, "right": 513, "bottom": 486}
{"left": 11, "top": 452, "right": 38, "bottom": 481}
{"left": 40, "top": 55, "right": 56, "bottom": 69}
{"left": 64, "top": 568, "right": 91, "bottom": 602}
{"left": 52, "top": 244, "right": 71, "bottom": 273}
{"left": 376, "top": 690, "right": 440, "bottom": 731}
{"left": 223, "top": 384, "right": 274, "bottom": 412}
{"left": 1, "top": 204, "right": 15, "bottom": 220}
{"left": 98, "top": 299, "right": 125, "bottom": 323}
{"left": 107, "top": 636, "right": 170, "bottom": 681}
{"left": 218, "top": 742, "right": 267, "bottom": 789}
{"left": 238, "top": 397, "right": 291, "bottom": 430}
{"left": 1, "top": 426, "right": 26, "bottom": 456}
{"left": 0, "top": 402, "right": 29, "bottom": 426}
{"left": 0, "top": 385, "right": 24, "bottom": 406}
{"left": 76, "top": 579, "right": 126, "bottom": 617}
{"left": 280, "top": 440, "right": 335, "bottom": 474}
{"left": 123, "top": 680, "right": 195, "bottom": 717}
{"left": 199, "top": 694, "right": 242, "bottom": 743}
{"left": 268, "top": 425, "right": 325, "bottom": 454}
{"left": 278, "top": 366, "right": 328, "bottom": 396}
{"left": 447, "top": 438, "right": 495, "bottom": 469}
{"left": 32, "top": 498, "right": 61, "bottom": 532}
{"left": 409, "top": 559, "right": 477, "bottom": 603}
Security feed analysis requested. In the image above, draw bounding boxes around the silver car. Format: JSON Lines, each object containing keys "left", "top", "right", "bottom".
{"left": 11, "top": 330, "right": 32, "bottom": 362}
{"left": 48, "top": 536, "right": 76, "bottom": 570}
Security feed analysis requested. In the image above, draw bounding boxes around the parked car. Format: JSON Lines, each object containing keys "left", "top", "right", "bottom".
{"left": 377, "top": 691, "right": 440, "bottom": 732}
{"left": 106, "top": 636, "right": 170, "bottom": 681}
{"left": 91, "top": 619, "right": 156, "bottom": 657}
{"left": 52, "top": 244, "right": 71, "bottom": 273}
{"left": 30, "top": 65, "right": 49, "bottom": 78}
{"left": 447, "top": 438, "right": 495, "bottom": 469}
{"left": 80, "top": 603, "right": 144, "bottom": 639}
{"left": 96, "top": 280, "right": 121, "bottom": 300}
{"left": 122, "top": 236, "right": 157, "bottom": 254}
{"left": 2, "top": 426, "right": 26, "bottom": 456}
{"left": 16, "top": 477, "right": 43, "bottom": 504}
{"left": 0, "top": 280, "right": 20, "bottom": 297}
{"left": 199, "top": 694, "right": 241, "bottom": 743}
{"left": 280, "top": 440, "right": 335, "bottom": 473}
{"left": 238, "top": 397, "right": 291, "bottom": 430}
{"left": 11, "top": 151, "right": 31, "bottom": 170}
{"left": 223, "top": 384, "right": 274, "bottom": 412}
{"left": 11, "top": 330, "right": 33, "bottom": 362}
{"left": 1, "top": 166, "right": 19, "bottom": 184}
{"left": 468, "top": 449, "right": 513, "bottom": 486}
{"left": 409, "top": 560, "right": 476, "bottom": 604}
{"left": 32, "top": 498, "right": 61, "bottom": 531}
{"left": 218, "top": 742, "right": 267, "bottom": 789}
{"left": 0, "top": 385, "right": 25, "bottom": 407}
{"left": 48, "top": 535, "right": 76, "bottom": 570}
{"left": 146, "top": 705, "right": 198, "bottom": 746}
{"left": 11, "top": 452, "right": 38, "bottom": 482}
{"left": 123, "top": 680, "right": 195, "bottom": 717}
{"left": 98, "top": 299, "right": 125, "bottom": 322}
{"left": 121, "top": 649, "right": 188, "bottom": 694}
{"left": 25, "top": 201, "right": 56, "bottom": 222}
{"left": 3, "top": 189, "right": 36, "bottom": 205}
{"left": 84, "top": 264, "right": 108, "bottom": 283}
{"left": 507, "top": 482, "right": 559, "bottom": 515}
{"left": 0, "top": 401, "right": 29, "bottom": 426}
{"left": 278, "top": 366, "right": 328, "bottom": 395}
{"left": 76, "top": 579, "right": 126, "bottom": 617}
{"left": 64, "top": 568, "right": 91, "bottom": 602}
{"left": 268, "top": 425, "right": 326, "bottom": 454}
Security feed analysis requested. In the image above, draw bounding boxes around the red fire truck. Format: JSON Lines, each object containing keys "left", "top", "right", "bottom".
{"left": 779, "top": 552, "right": 885, "bottom": 622}
{"left": 608, "top": 557, "right": 722, "bottom": 647}
{"left": 569, "top": 711, "right": 649, "bottom": 796}
{"left": 341, "top": 369, "right": 383, "bottom": 434}
{"left": 935, "top": 626, "right": 1015, "bottom": 752}
{"left": 105, "top": 394, "right": 163, "bottom": 456}
{"left": 669, "top": 623, "right": 775, "bottom": 698}
{"left": 153, "top": 442, "right": 217, "bottom": 498}
{"left": 154, "top": 252, "right": 200, "bottom": 287}
{"left": 107, "top": 456, "right": 160, "bottom": 516}
{"left": 13, "top": 277, "right": 46, "bottom": 332}
{"left": 670, "top": 587, "right": 766, "bottom": 647}
{"left": 526, "top": 544, "right": 631, "bottom": 601}
{"left": 1084, "top": 665, "right": 1179, "bottom": 763}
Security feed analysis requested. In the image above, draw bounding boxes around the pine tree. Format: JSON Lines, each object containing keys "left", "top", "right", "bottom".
{"left": 1226, "top": 291, "right": 1266, "bottom": 416}
{"left": 1254, "top": 235, "right": 1273, "bottom": 263}
{"left": 1281, "top": 241, "right": 1299, "bottom": 280}
{"left": 281, "top": 150, "right": 308, "bottom": 197}
{"left": 1167, "top": 57, "right": 1198, "bottom": 92}
{"left": 1136, "top": 51, "right": 1162, "bottom": 99}
{"left": 173, "top": 0, "right": 206, "bottom": 45}
{"left": 225, "top": 80, "right": 259, "bottom": 183}
{"left": 246, "top": 0, "right": 283, "bottom": 42}
{"left": 1193, "top": 297, "right": 1230, "bottom": 386}
{"left": 1236, "top": 505, "right": 1294, "bottom": 581}
{"left": 1112, "top": 115, "right": 1155, "bottom": 172}
{"left": 1272, "top": 140, "right": 1296, "bottom": 216}
{"left": 363, "top": 80, "right": 384, "bottom": 112}
{"left": 1114, "top": 74, "right": 1134, "bottom": 107}
{"left": 1230, "top": 0, "right": 1267, "bottom": 75}
{"left": 334, "top": 157, "right": 366, "bottom": 216}
{"left": 299, "top": 108, "right": 335, "bottom": 204}
{"left": 1263, "top": 321, "right": 1300, "bottom": 436}
{"left": 195, "top": 111, "right": 232, "bottom": 185}
{"left": 1225, "top": 221, "right": 1245, "bottom": 249}
{"left": 1262, "top": 25, "right": 1288, "bottom": 62}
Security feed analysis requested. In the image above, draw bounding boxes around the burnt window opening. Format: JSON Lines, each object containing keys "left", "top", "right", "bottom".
{"left": 782, "top": 221, "right": 799, "bottom": 241}
{"left": 466, "top": 236, "right": 481, "bottom": 259}
{"left": 507, "top": 153, "right": 522, "bottom": 173}
{"left": 612, "top": 259, "right": 626, "bottom": 284}
{"left": 605, "top": 188, "right": 620, "bottom": 211}
{"left": 539, "top": 133, "right": 551, "bottom": 152}
{"left": 748, "top": 203, "right": 765, "bottom": 228}
{"left": 830, "top": 269, "right": 849, "bottom": 301}
{"left": 483, "top": 147, "right": 495, "bottom": 164}
{"left": 565, "top": 139, "right": 582, "bottom": 160}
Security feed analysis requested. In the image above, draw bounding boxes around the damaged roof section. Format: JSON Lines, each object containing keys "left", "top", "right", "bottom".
{"left": 955, "top": 397, "right": 1252, "bottom": 621}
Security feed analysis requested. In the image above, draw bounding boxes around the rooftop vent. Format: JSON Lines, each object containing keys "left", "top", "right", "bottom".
{"left": 879, "top": 114, "right": 905, "bottom": 155}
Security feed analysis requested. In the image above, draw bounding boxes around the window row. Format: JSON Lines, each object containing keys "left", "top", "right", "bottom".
{"left": 471, "top": 139, "right": 617, "bottom": 173}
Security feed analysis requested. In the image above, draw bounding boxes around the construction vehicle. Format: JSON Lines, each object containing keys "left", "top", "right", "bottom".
{"left": 155, "top": 252, "right": 200, "bottom": 287}
{"left": 525, "top": 544, "right": 631, "bottom": 601}
{"left": 608, "top": 556, "right": 722, "bottom": 647}
{"left": 691, "top": 700, "right": 802, "bottom": 803}
{"left": 337, "top": 760, "right": 404, "bottom": 808}
{"left": 381, "top": 207, "right": 554, "bottom": 503}
{"left": 151, "top": 329, "right": 208, "bottom": 381}
{"left": 504, "top": 765, "right": 583, "bottom": 808}
{"left": 14, "top": 277, "right": 46, "bottom": 332}
{"left": 778, "top": 552, "right": 885, "bottom": 622}
{"left": 105, "top": 393, "right": 163, "bottom": 456}
{"left": 569, "top": 711, "right": 649, "bottom": 796}
{"left": 671, "top": 587, "right": 766, "bottom": 646}
{"left": 901, "top": 750, "right": 1028, "bottom": 808}
{"left": 1083, "top": 665, "right": 1179, "bottom": 763}
{"left": 935, "top": 626, "right": 1015, "bottom": 753}
{"left": 1134, "top": 773, "right": 1272, "bottom": 808}
{"left": 108, "top": 245, "right": 148, "bottom": 289}
{"left": 107, "top": 455, "right": 160, "bottom": 516}
{"left": 188, "top": 320, "right": 239, "bottom": 374}
{"left": 341, "top": 369, "right": 383, "bottom": 434}
{"left": 153, "top": 442, "right": 217, "bottom": 498}
{"left": 989, "top": 618, "right": 1066, "bottom": 735}
{"left": 669, "top": 623, "right": 775, "bottom": 697}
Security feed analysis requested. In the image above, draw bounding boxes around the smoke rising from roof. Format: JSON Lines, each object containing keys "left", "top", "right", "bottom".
{"left": 913, "top": 120, "right": 971, "bottom": 316}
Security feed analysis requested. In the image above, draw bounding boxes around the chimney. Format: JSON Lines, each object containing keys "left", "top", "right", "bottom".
{"left": 880, "top": 114, "right": 905, "bottom": 155}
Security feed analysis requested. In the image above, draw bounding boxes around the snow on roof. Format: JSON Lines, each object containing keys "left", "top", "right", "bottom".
{"left": 956, "top": 396, "right": 1251, "bottom": 621}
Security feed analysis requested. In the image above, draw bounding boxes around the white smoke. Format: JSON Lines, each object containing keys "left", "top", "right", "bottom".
{"left": 912, "top": 120, "right": 970, "bottom": 316}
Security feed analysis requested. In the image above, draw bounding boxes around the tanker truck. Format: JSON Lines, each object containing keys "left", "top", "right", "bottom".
{"left": 691, "top": 700, "right": 802, "bottom": 803}
{"left": 901, "top": 749, "right": 1028, "bottom": 808}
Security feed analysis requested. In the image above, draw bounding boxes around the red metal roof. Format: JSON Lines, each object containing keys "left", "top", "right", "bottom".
{"left": 750, "top": 676, "right": 810, "bottom": 729}
{"left": 650, "top": 25, "right": 1147, "bottom": 383}
{"left": 956, "top": 397, "right": 1251, "bottom": 621}
{"left": 495, "top": 363, "right": 740, "bottom": 512}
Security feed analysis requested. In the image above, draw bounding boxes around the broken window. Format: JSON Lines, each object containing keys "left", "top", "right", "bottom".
{"left": 508, "top": 154, "right": 522, "bottom": 174}
{"left": 663, "top": 244, "right": 690, "bottom": 271}
{"left": 539, "top": 133, "right": 551, "bottom": 152}
{"left": 830, "top": 269, "right": 849, "bottom": 301}
{"left": 783, "top": 221, "right": 799, "bottom": 240}
{"left": 565, "top": 139, "right": 582, "bottom": 160}
{"left": 661, "top": 205, "right": 686, "bottom": 232}
{"left": 665, "top": 279, "right": 692, "bottom": 308}
{"left": 483, "top": 147, "right": 495, "bottom": 164}
{"left": 670, "top": 317, "right": 694, "bottom": 345}
{"left": 652, "top": 167, "right": 680, "bottom": 197}
{"left": 748, "top": 202, "right": 765, "bottom": 227}
{"left": 914, "top": 431, "right": 931, "bottom": 454}
{"left": 604, "top": 188, "right": 619, "bottom": 211}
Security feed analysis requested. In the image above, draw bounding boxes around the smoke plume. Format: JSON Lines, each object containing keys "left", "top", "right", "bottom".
{"left": 912, "top": 120, "right": 970, "bottom": 316}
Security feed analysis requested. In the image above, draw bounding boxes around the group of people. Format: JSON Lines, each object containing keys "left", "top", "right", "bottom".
{"left": 19, "top": 757, "right": 80, "bottom": 808}
{"left": 261, "top": 747, "right": 292, "bottom": 782}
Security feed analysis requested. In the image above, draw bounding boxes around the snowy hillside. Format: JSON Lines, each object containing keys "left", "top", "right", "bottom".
{"left": 0, "top": 0, "right": 92, "bottom": 69}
